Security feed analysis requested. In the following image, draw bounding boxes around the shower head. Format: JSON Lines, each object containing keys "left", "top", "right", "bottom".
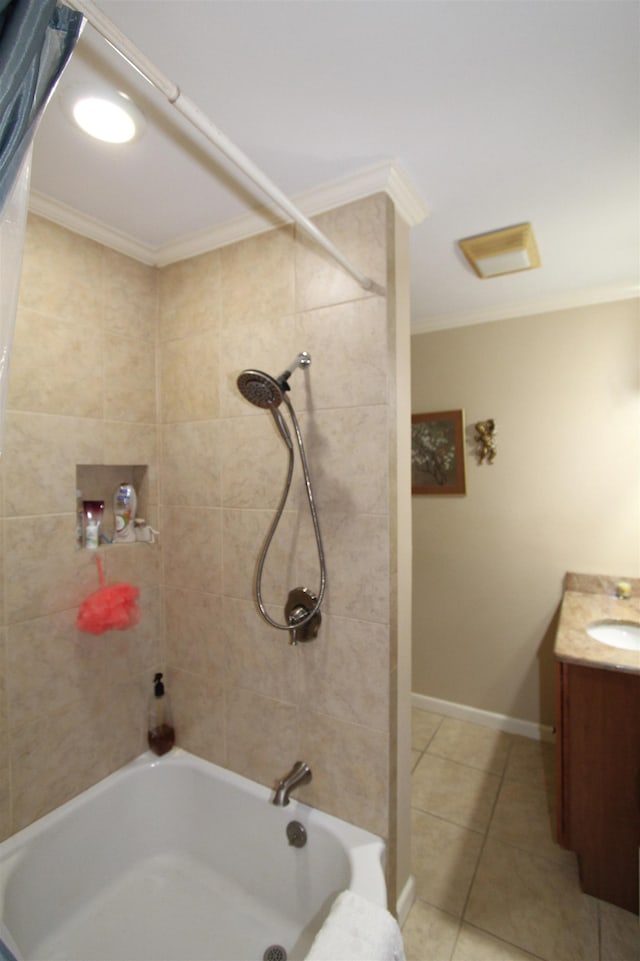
{"left": 236, "top": 371, "right": 292, "bottom": 448}
{"left": 237, "top": 370, "right": 283, "bottom": 409}
{"left": 237, "top": 352, "right": 311, "bottom": 409}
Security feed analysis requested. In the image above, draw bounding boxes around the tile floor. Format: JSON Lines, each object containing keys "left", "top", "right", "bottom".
{"left": 402, "top": 708, "right": 639, "bottom": 961}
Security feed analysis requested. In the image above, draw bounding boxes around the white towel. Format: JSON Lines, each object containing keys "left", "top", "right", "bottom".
{"left": 305, "top": 889, "right": 406, "bottom": 961}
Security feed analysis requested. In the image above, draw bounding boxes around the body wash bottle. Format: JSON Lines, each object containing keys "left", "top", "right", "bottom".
{"left": 114, "top": 482, "right": 137, "bottom": 543}
{"left": 147, "top": 672, "right": 175, "bottom": 756}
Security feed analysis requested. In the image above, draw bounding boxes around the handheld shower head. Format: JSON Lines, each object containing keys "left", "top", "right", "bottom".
{"left": 236, "top": 369, "right": 293, "bottom": 448}
{"left": 271, "top": 405, "right": 293, "bottom": 450}
{"left": 236, "top": 353, "right": 311, "bottom": 409}
{"left": 237, "top": 370, "right": 283, "bottom": 409}
{"left": 235, "top": 350, "right": 325, "bottom": 638}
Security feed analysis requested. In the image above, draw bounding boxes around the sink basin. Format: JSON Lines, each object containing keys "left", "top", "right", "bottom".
{"left": 586, "top": 620, "right": 640, "bottom": 652}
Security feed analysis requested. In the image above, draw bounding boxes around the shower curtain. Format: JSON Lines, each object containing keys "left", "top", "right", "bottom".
{"left": 0, "top": 0, "right": 83, "bottom": 454}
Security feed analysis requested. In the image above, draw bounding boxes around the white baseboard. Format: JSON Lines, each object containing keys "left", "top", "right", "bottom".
{"left": 412, "top": 692, "right": 555, "bottom": 743}
{"left": 396, "top": 874, "right": 416, "bottom": 927}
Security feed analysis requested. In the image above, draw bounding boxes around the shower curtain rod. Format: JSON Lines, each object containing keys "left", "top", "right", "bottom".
{"left": 65, "top": 0, "right": 374, "bottom": 290}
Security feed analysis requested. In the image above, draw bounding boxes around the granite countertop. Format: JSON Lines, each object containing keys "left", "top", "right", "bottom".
{"left": 554, "top": 573, "right": 640, "bottom": 675}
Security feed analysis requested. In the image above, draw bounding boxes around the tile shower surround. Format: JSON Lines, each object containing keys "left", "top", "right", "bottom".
{"left": 0, "top": 197, "right": 398, "bottom": 864}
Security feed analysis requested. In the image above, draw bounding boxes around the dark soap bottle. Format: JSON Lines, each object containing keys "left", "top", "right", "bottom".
{"left": 147, "top": 672, "right": 175, "bottom": 756}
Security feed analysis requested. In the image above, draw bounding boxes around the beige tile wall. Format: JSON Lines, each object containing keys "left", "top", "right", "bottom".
{"left": 0, "top": 195, "right": 399, "bottom": 869}
{"left": 0, "top": 214, "right": 161, "bottom": 834}
{"left": 162, "top": 195, "right": 397, "bottom": 842}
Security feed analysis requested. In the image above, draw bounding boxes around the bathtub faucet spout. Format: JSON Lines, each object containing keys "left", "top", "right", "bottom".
{"left": 272, "top": 761, "right": 312, "bottom": 806}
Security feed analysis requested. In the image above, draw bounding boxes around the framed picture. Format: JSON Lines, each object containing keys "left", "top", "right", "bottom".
{"left": 411, "top": 410, "right": 466, "bottom": 495}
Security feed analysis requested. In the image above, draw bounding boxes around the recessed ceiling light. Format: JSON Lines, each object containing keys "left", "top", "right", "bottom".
{"left": 64, "top": 87, "right": 145, "bottom": 144}
{"left": 459, "top": 223, "right": 540, "bottom": 278}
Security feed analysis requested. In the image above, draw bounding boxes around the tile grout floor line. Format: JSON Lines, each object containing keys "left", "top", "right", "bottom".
{"left": 452, "top": 735, "right": 514, "bottom": 958}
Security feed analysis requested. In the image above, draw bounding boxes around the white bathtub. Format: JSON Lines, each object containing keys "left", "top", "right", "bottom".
{"left": 0, "top": 748, "right": 386, "bottom": 961}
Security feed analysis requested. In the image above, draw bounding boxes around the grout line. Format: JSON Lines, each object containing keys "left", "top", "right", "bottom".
{"left": 461, "top": 921, "right": 548, "bottom": 961}
{"left": 410, "top": 711, "right": 445, "bottom": 759}
{"left": 409, "top": 804, "right": 485, "bottom": 835}
{"left": 447, "top": 921, "right": 462, "bottom": 961}
{"left": 455, "top": 735, "right": 513, "bottom": 925}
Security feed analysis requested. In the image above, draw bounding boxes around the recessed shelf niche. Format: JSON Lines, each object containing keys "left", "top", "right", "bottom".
{"left": 76, "top": 464, "right": 148, "bottom": 546}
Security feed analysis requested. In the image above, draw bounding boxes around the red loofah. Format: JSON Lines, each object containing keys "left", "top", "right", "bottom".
{"left": 77, "top": 556, "right": 140, "bottom": 635}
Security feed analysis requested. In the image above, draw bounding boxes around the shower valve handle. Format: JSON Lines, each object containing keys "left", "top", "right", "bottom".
{"left": 285, "top": 587, "right": 321, "bottom": 644}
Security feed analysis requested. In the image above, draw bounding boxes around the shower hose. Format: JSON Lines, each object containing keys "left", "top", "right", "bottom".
{"left": 255, "top": 393, "right": 326, "bottom": 636}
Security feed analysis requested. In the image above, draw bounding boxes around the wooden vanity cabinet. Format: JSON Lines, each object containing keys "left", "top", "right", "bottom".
{"left": 556, "top": 660, "right": 640, "bottom": 914}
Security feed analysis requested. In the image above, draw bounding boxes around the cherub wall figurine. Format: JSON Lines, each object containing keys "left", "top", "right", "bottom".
{"left": 475, "top": 419, "right": 497, "bottom": 464}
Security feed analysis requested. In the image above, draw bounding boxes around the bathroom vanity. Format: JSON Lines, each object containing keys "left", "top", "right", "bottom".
{"left": 555, "top": 575, "right": 640, "bottom": 915}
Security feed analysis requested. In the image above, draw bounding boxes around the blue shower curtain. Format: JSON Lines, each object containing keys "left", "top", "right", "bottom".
{"left": 0, "top": 0, "right": 83, "bottom": 213}
{"left": 0, "top": 0, "right": 83, "bottom": 455}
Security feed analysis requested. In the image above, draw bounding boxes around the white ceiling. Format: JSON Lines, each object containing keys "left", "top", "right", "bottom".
{"left": 30, "top": 1, "right": 640, "bottom": 332}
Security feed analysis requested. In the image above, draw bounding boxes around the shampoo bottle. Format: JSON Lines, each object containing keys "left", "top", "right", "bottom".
{"left": 114, "top": 483, "right": 137, "bottom": 543}
{"left": 147, "top": 672, "right": 175, "bottom": 756}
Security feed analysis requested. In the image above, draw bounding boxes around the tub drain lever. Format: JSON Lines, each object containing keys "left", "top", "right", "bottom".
{"left": 286, "top": 820, "right": 307, "bottom": 848}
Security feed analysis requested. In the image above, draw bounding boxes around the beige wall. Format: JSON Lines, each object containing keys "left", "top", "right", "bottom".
{"left": 0, "top": 195, "right": 410, "bottom": 903}
{"left": 411, "top": 298, "right": 640, "bottom": 726}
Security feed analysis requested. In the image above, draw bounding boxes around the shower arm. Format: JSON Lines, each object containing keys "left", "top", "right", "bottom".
{"left": 67, "top": 0, "right": 374, "bottom": 293}
{"left": 278, "top": 351, "right": 311, "bottom": 391}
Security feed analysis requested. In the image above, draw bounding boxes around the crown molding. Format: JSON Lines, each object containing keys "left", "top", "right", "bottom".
{"left": 384, "top": 162, "right": 429, "bottom": 227}
{"left": 411, "top": 284, "right": 640, "bottom": 335}
{"left": 28, "top": 191, "right": 158, "bottom": 265}
{"left": 291, "top": 158, "right": 429, "bottom": 227}
{"left": 158, "top": 159, "right": 428, "bottom": 267}
{"left": 28, "top": 159, "right": 428, "bottom": 268}
{"left": 29, "top": 184, "right": 635, "bottom": 333}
